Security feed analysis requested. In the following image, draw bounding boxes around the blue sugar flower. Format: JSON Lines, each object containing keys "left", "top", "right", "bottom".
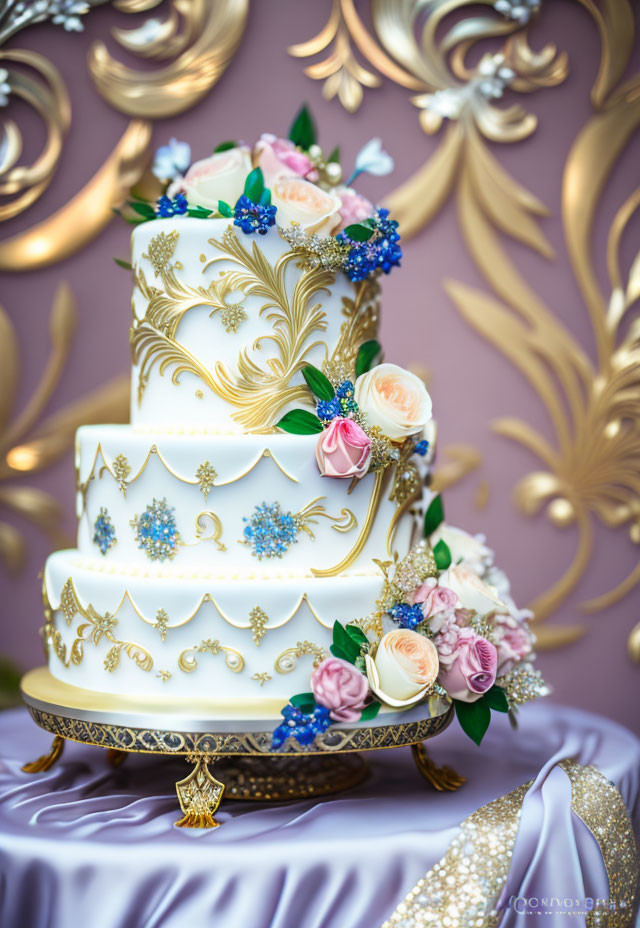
{"left": 133, "top": 498, "right": 180, "bottom": 562}
{"left": 243, "top": 501, "right": 300, "bottom": 560}
{"left": 93, "top": 507, "right": 116, "bottom": 555}
{"left": 335, "top": 380, "right": 358, "bottom": 416}
{"left": 317, "top": 397, "right": 342, "bottom": 422}
{"left": 389, "top": 602, "right": 425, "bottom": 630}
{"left": 337, "top": 208, "right": 402, "bottom": 283}
{"left": 155, "top": 193, "right": 188, "bottom": 218}
{"left": 271, "top": 703, "right": 332, "bottom": 749}
{"left": 233, "top": 195, "right": 277, "bottom": 235}
{"left": 414, "top": 439, "right": 429, "bottom": 456}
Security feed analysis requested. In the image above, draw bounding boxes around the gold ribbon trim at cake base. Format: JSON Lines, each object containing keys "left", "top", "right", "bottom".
{"left": 381, "top": 760, "right": 639, "bottom": 928}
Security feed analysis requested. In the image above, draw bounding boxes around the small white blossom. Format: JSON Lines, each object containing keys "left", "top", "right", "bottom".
{"left": 495, "top": 0, "right": 540, "bottom": 25}
{"left": 0, "top": 68, "right": 10, "bottom": 108}
{"left": 152, "top": 138, "right": 191, "bottom": 182}
{"left": 354, "top": 138, "right": 394, "bottom": 178}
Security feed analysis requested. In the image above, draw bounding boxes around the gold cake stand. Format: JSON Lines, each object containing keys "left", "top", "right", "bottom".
{"left": 20, "top": 667, "right": 464, "bottom": 828}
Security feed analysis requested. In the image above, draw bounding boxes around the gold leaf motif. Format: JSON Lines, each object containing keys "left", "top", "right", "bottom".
{"left": 249, "top": 606, "right": 268, "bottom": 647}
{"left": 195, "top": 461, "right": 217, "bottom": 500}
{"left": 132, "top": 227, "right": 338, "bottom": 431}
{"left": 142, "top": 230, "right": 180, "bottom": 277}
{"left": 275, "top": 641, "right": 328, "bottom": 674}
{"left": 112, "top": 454, "right": 131, "bottom": 494}
{"left": 153, "top": 608, "right": 169, "bottom": 643}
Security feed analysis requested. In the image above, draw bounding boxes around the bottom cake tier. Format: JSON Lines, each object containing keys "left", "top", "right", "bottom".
{"left": 43, "top": 549, "right": 386, "bottom": 713}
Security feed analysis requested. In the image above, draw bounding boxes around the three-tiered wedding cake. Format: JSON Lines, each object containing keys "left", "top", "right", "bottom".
{"left": 41, "top": 115, "right": 545, "bottom": 744}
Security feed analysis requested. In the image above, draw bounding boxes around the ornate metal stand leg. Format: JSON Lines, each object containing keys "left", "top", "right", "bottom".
{"left": 106, "top": 748, "right": 127, "bottom": 768}
{"left": 411, "top": 742, "right": 466, "bottom": 792}
{"left": 22, "top": 734, "right": 65, "bottom": 773}
{"left": 175, "top": 754, "right": 225, "bottom": 828}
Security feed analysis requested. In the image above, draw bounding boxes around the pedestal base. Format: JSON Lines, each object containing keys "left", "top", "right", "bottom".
{"left": 21, "top": 667, "right": 462, "bottom": 828}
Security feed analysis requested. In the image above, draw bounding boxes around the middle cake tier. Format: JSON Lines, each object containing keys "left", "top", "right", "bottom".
{"left": 76, "top": 425, "right": 418, "bottom": 574}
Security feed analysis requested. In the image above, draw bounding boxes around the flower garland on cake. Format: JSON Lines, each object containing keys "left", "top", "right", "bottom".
{"left": 272, "top": 494, "right": 549, "bottom": 749}
{"left": 115, "top": 105, "right": 401, "bottom": 285}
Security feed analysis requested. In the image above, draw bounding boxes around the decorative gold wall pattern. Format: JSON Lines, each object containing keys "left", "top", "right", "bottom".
{"left": 0, "top": 0, "right": 250, "bottom": 269}
{"left": 292, "top": 0, "right": 640, "bottom": 655}
{"left": 0, "top": 284, "right": 129, "bottom": 574}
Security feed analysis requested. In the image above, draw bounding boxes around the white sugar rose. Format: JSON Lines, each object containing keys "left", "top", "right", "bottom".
{"left": 271, "top": 175, "right": 342, "bottom": 236}
{"left": 181, "top": 146, "right": 252, "bottom": 211}
{"left": 355, "top": 363, "right": 432, "bottom": 441}
{"left": 430, "top": 523, "right": 492, "bottom": 575}
{"left": 438, "top": 563, "right": 507, "bottom": 617}
{"left": 365, "top": 629, "right": 439, "bottom": 708}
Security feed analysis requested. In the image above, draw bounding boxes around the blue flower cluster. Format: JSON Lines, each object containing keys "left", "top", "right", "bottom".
{"left": 243, "top": 501, "right": 300, "bottom": 559}
{"left": 155, "top": 193, "right": 188, "bottom": 218}
{"left": 390, "top": 602, "right": 425, "bottom": 630}
{"left": 414, "top": 439, "right": 429, "bottom": 456}
{"left": 93, "top": 507, "right": 116, "bottom": 555}
{"left": 233, "top": 195, "right": 277, "bottom": 235}
{"left": 337, "top": 208, "right": 402, "bottom": 283}
{"left": 134, "top": 498, "right": 180, "bottom": 562}
{"left": 317, "top": 380, "right": 358, "bottom": 422}
{"left": 272, "top": 703, "right": 331, "bottom": 749}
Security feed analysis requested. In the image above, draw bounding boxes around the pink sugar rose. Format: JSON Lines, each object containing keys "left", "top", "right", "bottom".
{"left": 337, "top": 186, "right": 374, "bottom": 229}
{"left": 311, "top": 657, "right": 369, "bottom": 722}
{"left": 437, "top": 627, "right": 497, "bottom": 703}
{"left": 316, "top": 417, "right": 371, "bottom": 479}
{"left": 409, "top": 577, "right": 458, "bottom": 619}
{"left": 256, "top": 133, "right": 317, "bottom": 182}
{"left": 494, "top": 614, "right": 533, "bottom": 676}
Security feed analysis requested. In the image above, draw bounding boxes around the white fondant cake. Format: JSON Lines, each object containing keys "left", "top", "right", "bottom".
{"left": 42, "top": 216, "right": 423, "bottom": 712}
{"left": 40, "top": 124, "right": 544, "bottom": 743}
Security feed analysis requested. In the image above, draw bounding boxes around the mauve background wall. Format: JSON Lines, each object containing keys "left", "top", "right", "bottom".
{"left": 1, "top": 2, "right": 639, "bottom": 731}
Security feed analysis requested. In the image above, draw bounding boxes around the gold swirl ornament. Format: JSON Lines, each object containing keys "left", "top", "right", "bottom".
{"left": 178, "top": 639, "right": 244, "bottom": 674}
{"left": 88, "top": 0, "right": 249, "bottom": 117}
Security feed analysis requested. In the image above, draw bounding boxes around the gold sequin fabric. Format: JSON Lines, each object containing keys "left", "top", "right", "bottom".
{"left": 382, "top": 761, "right": 639, "bottom": 928}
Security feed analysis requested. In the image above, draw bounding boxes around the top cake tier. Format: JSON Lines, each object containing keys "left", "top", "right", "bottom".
{"left": 130, "top": 219, "right": 379, "bottom": 432}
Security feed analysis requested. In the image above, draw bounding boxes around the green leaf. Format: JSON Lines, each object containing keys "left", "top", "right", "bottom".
{"left": 327, "top": 145, "right": 340, "bottom": 164}
{"left": 218, "top": 200, "right": 234, "bottom": 218}
{"left": 187, "top": 207, "right": 213, "bottom": 218}
{"left": 424, "top": 494, "right": 444, "bottom": 537}
{"left": 355, "top": 339, "right": 381, "bottom": 378}
{"left": 332, "top": 621, "right": 361, "bottom": 663}
{"left": 128, "top": 200, "right": 156, "bottom": 219}
{"left": 483, "top": 685, "right": 509, "bottom": 713}
{"left": 259, "top": 187, "right": 272, "bottom": 206}
{"left": 302, "top": 364, "right": 335, "bottom": 401}
{"left": 454, "top": 698, "right": 491, "bottom": 745}
{"left": 113, "top": 207, "right": 147, "bottom": 225}
{"left": 359, "top": 701, "right": 381, "bottom": 722}
{"left": 433, "top": 539, "right": 452, "bottom": 570}
{"left": 290, "top": 692, "right": 316, "bottom": 713}
{"left": 214, "top": 140, "right": 237, "bottom": 153}
{"left": 244, "top": 167, "right": 265, "bottom": 203}
{"left": 345, "top": 624, "right": 369, "bottom": 647}
{"left": 344, "top": 222, "right": 375, "bottom": 242}
{"left": 113, "top": 257, "right": 132, "bottom": 270}
{"left": 330, "top": 643, "right": 352, "bottom": 662}
{"left": 288, "top": 104, "right": 316, "bottom": 150}
{"left": 276, "top": 409, "right": 324, "bottom": 435}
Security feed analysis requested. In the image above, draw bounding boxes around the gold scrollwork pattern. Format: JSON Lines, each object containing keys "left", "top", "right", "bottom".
{"left": 132, "top": 227, "right": 344, "bottom": 432}
{"left": 44, "top": 577, "right": 153, "bottom": 674}
{"left": 274, "top": 641, "right": 328, "bottom": 674}
{"left": 177, "top": 638, "right": 244, "bottom": 675}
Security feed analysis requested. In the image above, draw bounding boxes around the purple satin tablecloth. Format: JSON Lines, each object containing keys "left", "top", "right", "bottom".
{"left": 0, "top": 702, "right": 638, "bottom": 928}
